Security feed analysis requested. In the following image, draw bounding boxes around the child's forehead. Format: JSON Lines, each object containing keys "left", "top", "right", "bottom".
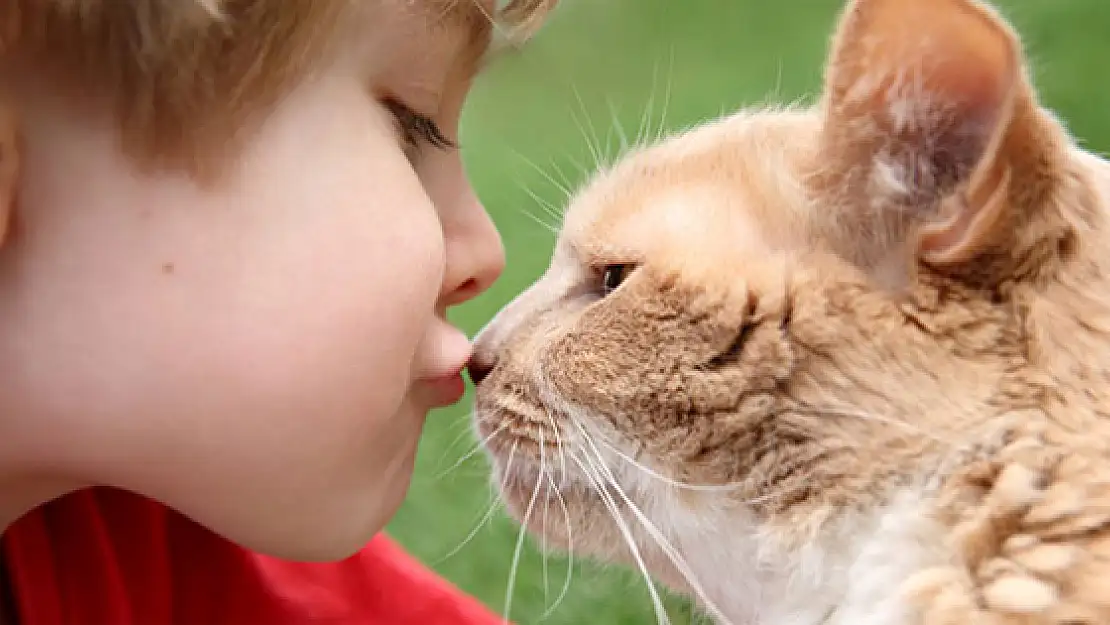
{"left": 1, "top": 0, "right": 534, "bottom": 177}
{"left": 353, "top": 1, "right": 495, "bottom": 103}
{"left": 370, "top": 0, "right": 495, "bottom": 56}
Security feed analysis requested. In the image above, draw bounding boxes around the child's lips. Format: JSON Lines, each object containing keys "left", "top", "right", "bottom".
{"left": 420, "top": 371, "right": 467, "bottom": 408}
{"left": 415, "top": 320, "right": 471, "bottom": 407}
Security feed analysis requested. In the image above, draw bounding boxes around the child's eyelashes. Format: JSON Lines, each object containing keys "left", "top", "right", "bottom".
{"left": 381, "top": 97, "right": 456, "bottom": 157}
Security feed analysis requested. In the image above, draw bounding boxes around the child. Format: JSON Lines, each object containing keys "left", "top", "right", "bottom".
{"left": 0, "top": 0, "right": 554, "bottom": 622}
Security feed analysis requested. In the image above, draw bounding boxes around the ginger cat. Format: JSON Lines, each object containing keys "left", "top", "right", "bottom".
{"left": 467, "top": 0, "right": 1110, "bottom": 623}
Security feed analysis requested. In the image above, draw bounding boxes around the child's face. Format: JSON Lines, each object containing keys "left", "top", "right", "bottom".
{"left": 0, "top": 5, "right": 502, "bottom": 559}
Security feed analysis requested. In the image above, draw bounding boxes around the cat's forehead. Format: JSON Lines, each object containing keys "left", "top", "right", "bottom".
{"left": 560, "top": 108, "right": 820, "bottom": 264}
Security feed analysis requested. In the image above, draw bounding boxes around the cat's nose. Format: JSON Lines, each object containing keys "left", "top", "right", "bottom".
{"left": 466, "top": 353, "right": 496, "bottom": 386}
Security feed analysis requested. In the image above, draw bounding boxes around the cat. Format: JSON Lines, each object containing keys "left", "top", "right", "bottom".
{"left": 467, "top": 0, "right": 1110, "bottom": 623}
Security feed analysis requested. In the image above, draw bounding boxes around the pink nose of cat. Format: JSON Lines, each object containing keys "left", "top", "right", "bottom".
{"left": 466, "top": 354, "right": 495, "bottom": 386}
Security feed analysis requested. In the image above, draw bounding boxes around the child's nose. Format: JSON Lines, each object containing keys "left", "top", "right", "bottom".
{"left": 439, "top": 192, "right": 505, "bottom": 308}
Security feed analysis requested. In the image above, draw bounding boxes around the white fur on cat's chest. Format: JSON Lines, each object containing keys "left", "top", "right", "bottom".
{"left": 659, "top": 491, "right": 943, "bottom": 625}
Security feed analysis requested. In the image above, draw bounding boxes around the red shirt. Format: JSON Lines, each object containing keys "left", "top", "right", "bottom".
{"left": 2, "top": 487, "right": 506, "bottom": 625}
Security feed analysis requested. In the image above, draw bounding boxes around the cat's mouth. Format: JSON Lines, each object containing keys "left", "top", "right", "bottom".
{"left": 472, "top": 387, "right": 607, "bottom": 509}
{"left": 473, "top": 400, "right": 563, "bottom": 459}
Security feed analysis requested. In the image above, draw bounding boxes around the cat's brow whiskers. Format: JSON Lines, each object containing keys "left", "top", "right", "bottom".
{"left": 546, "top": 158, "right": 575, "bottom": 208}
{"left": 503, "top": 434, "right": 545, "bottom": 623}
{"left": 568, "top": 450, "right": 672, "bottom": 625}
{"left": 635, "top": 58, "right": 659, "bottom": 150}
{"left": 521, "top": 177, "right": 562, "bottom": 212}
{"left": 562, "top": 151, "right": 590, "bottom": 193}
{"left": 568, "top": 106, "right": 601, "bottom": 172}
{"left": 510, "top": 147, "right": 574, "bottom": 201}
{"left": 573, "top": 420, "right": 734, "bottom": 625}
{"left": 434, "top": 441, "right": 519, "bottom": 566}
{"left": 518, "top": 202, "right": 561, "bottom": 235}
{"left": 653, "top": 45, "right": 675, "bottom": 146}
{"left": 518, "top": 184, "right": 563, "bottom": 227}
{"left": 568, "top": 83, "right": 606, "bottom": 172}
{"left": 606, "top": 97, "right": 630, "bottom": 157}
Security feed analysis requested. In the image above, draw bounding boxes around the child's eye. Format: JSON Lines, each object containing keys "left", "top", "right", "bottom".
{"left": 381, "top": 98, "right": 456, "bottom": 156}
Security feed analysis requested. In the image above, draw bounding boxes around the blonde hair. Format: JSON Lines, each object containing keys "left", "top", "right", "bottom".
{"left": 0, "top": 0, "right": 555, "bottom": 177}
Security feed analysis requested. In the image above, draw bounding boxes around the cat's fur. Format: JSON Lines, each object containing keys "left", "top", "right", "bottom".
{"left": 468, "top": 0, "right": 1110, "bottom": 622}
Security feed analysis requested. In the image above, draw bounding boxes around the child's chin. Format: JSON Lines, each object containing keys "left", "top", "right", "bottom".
{"left": 238, "top": 512, "right": 392, "bottom": 563}
{"left": 197, "top": 483, "right": 408, "bottom": 563}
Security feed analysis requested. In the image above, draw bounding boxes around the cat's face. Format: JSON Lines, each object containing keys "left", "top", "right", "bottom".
{"left": 470, "top": 0, "right": 1100, "bottom": 618}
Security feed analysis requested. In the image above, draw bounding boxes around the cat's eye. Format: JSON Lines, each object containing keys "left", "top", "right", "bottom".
{"left": 601, "top": 264, "right": 633, "bottom": 296}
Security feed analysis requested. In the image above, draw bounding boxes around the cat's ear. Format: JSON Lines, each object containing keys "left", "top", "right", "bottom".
{"left": 817, "top": 0, "right": 1045, "bottom": 272}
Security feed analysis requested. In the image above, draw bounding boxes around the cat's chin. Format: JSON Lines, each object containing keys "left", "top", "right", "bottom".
{"left": 492, "top": 459, "right": 596, "bottom": 552}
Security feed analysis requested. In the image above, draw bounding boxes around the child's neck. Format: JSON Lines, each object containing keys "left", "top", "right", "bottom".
{"left": 0, "top": 474, "right": 81, "bottom": 535}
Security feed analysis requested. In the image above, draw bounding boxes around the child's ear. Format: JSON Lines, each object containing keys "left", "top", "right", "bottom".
{"left": 0, "top": 106, "right": 18, "bottom": 248}
{"left": 814, "top": 0, "right": 1059, "bottom": 278}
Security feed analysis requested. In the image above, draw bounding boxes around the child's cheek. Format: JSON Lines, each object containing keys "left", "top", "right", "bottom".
{"left": 2, "top": 69, "right": 450, "bottom": 558}
{"left": 159, "top": 157, "right": 447, "bottom": 557}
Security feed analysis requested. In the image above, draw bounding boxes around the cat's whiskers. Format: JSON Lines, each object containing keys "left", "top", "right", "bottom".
{"left": 571, "top": 418, "right": 734, "bottom": 625}
{"left": 540, "top": 460, "right": 550, "bottom": 608}
{"left": 539, "top": 468, "right": 576, "bottom": 621}
{"left": 567, "top": 449, "right": 673, "bottom": 625}
{"left": 590, "top": 433, "right": 750, "bottom": 494}
{"left": 433, "top": 441, "right": 519, "bottom": 566}
{"left": 537, "top": 410, "right": 576, "bottom": 621}
{"left": 433, "top": 420, "right": 508, "bottom": 482}
{"left": 432, "top": 411, "right": 484, "bottom": 474}
{"left": 555, "top": 403, "right": 781, "bottom": 502}
{"left": 432, "top": 488, "right": 500, "bottom": 565}
{"left": 503, "top": 433, "right": 545, "bottom": 623}
{"left": 528, "top": 365, "right": 706, "bottom": 622}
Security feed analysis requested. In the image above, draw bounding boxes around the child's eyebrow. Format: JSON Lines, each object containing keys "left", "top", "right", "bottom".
{"left": 435, "top": 0, "right": 496, "bottom": 62}
{"left": 447, "top": 0, "right": 555, "bottom": 68}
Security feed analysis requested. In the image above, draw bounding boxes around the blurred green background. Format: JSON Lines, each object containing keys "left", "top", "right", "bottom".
{"left": 388, "top": 1, "right": 1110, "bottom": 623}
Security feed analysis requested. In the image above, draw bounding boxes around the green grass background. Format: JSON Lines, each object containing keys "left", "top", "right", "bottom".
{"left": 388, "top": 1, "right": 1110, "bottom": 623}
